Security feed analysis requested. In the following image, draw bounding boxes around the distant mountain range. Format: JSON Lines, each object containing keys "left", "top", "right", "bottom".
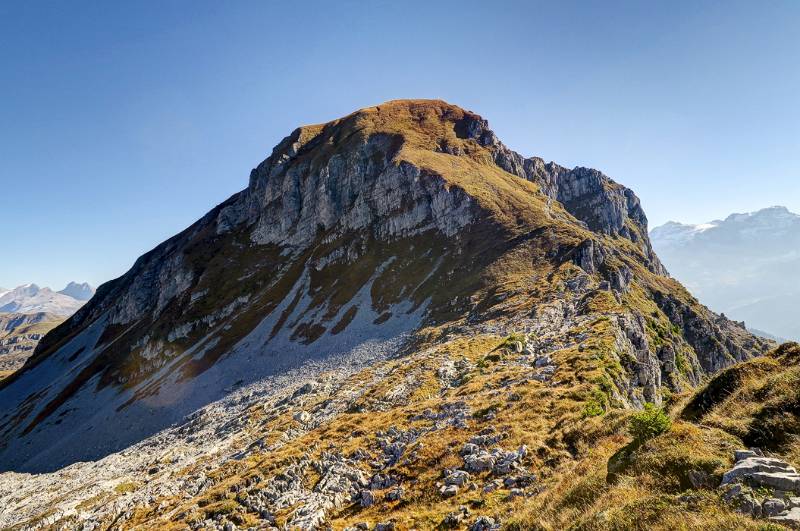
{"left": 651, "top": 206, "right": 800, "bottom": 340}
{"left": 0, "top": 282, "right": 94, "bottom": 377}
{"left": 0, "top": 282, "right": 95, "bottom": 316}
{"left": 0, "top": 312, "right": 65, "bottom": 377}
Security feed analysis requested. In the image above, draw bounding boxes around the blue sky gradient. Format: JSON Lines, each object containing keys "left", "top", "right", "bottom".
{"left": 1, "top": 1, "right": 798, "bottom": 289}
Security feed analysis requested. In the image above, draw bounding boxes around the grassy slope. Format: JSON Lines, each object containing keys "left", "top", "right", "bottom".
{"left": 507, "top": 343, "right": 800, "bottom": 530}
{"left": 0, "top": 315, "right": 64, "bottom": 339}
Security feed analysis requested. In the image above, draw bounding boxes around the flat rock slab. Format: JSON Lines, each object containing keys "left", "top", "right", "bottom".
{"left": 770, "top": 507, "right": 800, "bottom": 529}
{"left": 722, "top": 456, "right": 800, "bottom": 490}
{"left": 750, "top": 471, "right": 800, "bottom": 492}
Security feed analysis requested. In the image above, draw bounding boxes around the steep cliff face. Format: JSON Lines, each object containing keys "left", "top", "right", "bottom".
{"left": 0, "top": 100, "right": 769, "bottom": 480}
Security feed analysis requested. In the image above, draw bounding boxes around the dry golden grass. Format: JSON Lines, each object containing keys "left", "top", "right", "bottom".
{"left": 505, "top": 421, "right": 760, "bottom": 531}
{"left": 118, "top": 320, "right": 640, "bottom": 529}
{"left": 112, "top": 334, "right": 797, "bottom": 530}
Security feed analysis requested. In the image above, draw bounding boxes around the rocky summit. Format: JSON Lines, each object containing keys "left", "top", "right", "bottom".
{"left": 0, "top": 100, "right": 783, "bottom": 530}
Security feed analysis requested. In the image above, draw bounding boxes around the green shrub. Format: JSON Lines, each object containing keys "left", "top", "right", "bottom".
{"left": 501, "top": 332, "right": 526, "bottom": 352}
{"left": 629, "top": 403, "right": 671, "bottom": 443}
{"left": 675, "top": 351, "right": 689, "bottom": 375}
{"left": 583, "top": 400, "right": 605, "bottom": 418}
{"left": 583, "top": 388, "right": 608, "bottom": 418}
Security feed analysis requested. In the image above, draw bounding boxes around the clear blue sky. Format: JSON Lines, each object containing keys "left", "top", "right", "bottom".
{"left": 1, "top": 1, "right": 798, "bottom": 290}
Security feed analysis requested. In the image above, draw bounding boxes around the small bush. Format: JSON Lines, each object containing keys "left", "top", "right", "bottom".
{"left": 583, "top": 400, "right": 605, "bottom": 418}
{"left": 503, "top": 332, "right": 526, "bottom": 345}
{"left": 629, "top": 403, "right": 671, "bottom": 443}
{"left": 473, "top": 405, "right": 499, "bottom": 419}
{"left": 501, "top": 332, "right": 526, "bottom": 352}
{"left": 114, "top": 481, "right": 137, "bottom": 494}
{"left": 583, "top": 388, "right": 608, "bottom": 418}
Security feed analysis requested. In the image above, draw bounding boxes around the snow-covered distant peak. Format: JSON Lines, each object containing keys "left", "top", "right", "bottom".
{"left": 694, "top": 223, "right": 718, "bottom": 231}
{"left": 649, "top": 220, "right": 719, "bottom": 246}
{"left": 725, "top": 205, "right": 797, "bottom": 221}
{"left": 0, "top": 283, "right": 87, "bottom": 317}
{"left": 650, "top": 205, "right": 800, "bottom": 340}
{"left": 652, "top": 206, "right": 800, "bottom": 245}
{"left": 13, "top": 283, "right": 42, "bottom": 297}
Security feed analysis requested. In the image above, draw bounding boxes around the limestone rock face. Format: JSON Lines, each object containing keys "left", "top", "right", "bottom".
{"left": 653, "top": 290, "right": 765, "bottom": 374}
{"left": 243, "top": 135, "right": 474, "bottom": 248}
{"left": 722, "top": 452, "right": 800, "bottom": 492}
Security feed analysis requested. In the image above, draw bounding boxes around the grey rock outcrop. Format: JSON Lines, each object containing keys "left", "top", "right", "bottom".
{"left": 771, "top": 508, "right": 800, "bottom": 529}
{"left": 470, "top": 515, "right": 500, "bottom": 531}
{"left": 721, "top": 450, "right": 800, "bottom": 527}
{"left": 721, "top": 452, "right": 800, "bottom": 491}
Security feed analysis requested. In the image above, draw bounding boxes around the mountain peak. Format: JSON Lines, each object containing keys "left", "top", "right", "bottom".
{"left": 652, "top": 205, "right": 800, "bottom": 243}
{"left": 0, "top": 101, "right": 767, "bottom": 484}
{"left": 724, "top": 205, "right": 798, "bottom": 222}
{"left": 58, "top": 282, "right": 95, "bottom": 301}
{"left": 276, "top": 99, "right": 491, "bottom": 157}
{"left": 18, "top": 283, "right": 40, "bottom": 293}
{"left": 253, "top": 99, "right": 498, "bottom": 189}
{"left": 242, "top": 98, "right": 664, "bottom": 273}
